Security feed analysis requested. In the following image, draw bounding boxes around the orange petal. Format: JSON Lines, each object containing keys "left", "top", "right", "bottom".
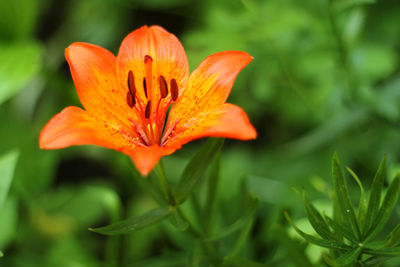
{"left": 39, "top": 106, "right": 138, "bottom": 152}
{"left": 165, "top": 103, "right": 257, "bottom": 148}
{"left": 129, "top": 145, "right": 176, "bottom": 176}
{"left": 116, "top": 26, "right": 189, "bottom": 120}
{"left": 65, "top": 42, "right": 137, "bottom": 128}
{"left": 166, "top": 51, "right": 253, "bottom": 130}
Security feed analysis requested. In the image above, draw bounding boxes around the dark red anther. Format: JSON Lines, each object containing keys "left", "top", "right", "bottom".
{"left": 159, "top": 75, "right": 168, "bottom": 98}
{"left": 126, "top": 92, "right": 135, "bottom": 108}
{"left": 145, "top": 101, "right": 151, "bottom": 119}
{"left": 144, "top": 55, "right": 153, "bottom": 64}
{"left": 127, "top": 70, "right": 136, "bottom": 95}
{"left": 143, "top": 78, "right": 148, "bottom": 98}
{"left": 170, "top": 79, "right": 179, "bottom": 101}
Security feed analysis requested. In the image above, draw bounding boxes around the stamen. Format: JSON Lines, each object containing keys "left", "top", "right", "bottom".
{"left": 126, "top": 92, "right": 135, "bottom": 108}
{"left": 170, "top": 79, "right": 179, "bottom": 101}
{"left": 143, "top": 78, "right": 148, "bottom": 98}
{"left": 127, "top": 70, "right": 136, "bottom": 95}
{"left": 144, "top": 55, "right": 153, "bottom": 64}
{"left": 159, "top": 75, "right": 168, "bottom": 98}
{"left": 144, "top": 55, "right": 153, "bottom": 103}
{"left": 145, "top": 101, "right": 151, "bottom": 119}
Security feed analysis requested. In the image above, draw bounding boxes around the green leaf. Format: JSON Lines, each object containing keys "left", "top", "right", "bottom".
{"left": 301, "top": 191, "right": 336, "bottom": 240}
{"left": 228, "top": 194, "right": 259, "bottom": 258}
{"left": 364, "top": 246, "right": 400, "bottom": 256}
{"left": 333, "top": 0, "right": 376, "bottom": 12}
{"left": 0, "top": 250, "right": 3, "bottom": 257}
{"left": 364, "top": 156, "right": 386, "bottom": 236}
{"left": 169, "top": 209, "right": 189, "bottom": 232}
{"left": 203, "top": 151, "right": 220, "bottom": 235}
{"left": 363, "top": 255, "right": 391, "bottom": 266}
{"left": 0, "top": 150, "right": 19, "bottom": 210}
{"left": 324, "top": 215, "right": 358, "bottom": 243}
{"left": 130, "top": 164, "right": 169, "bottom": 207}
{"left": 346, "top": 166, "right": 367, "bottom": 228}
{"left": 206, "top": 193, "right": 258, "bottom": 242}
{"left": 332, "top": 153, "right": 360, "bottom": 239}
{"left": 366, "top": 174, "right": 400, "bottom": 241}
{"left": 175, "top": 138, "right": 224, "bottom": 204}
{"left": 385, "top": 224, "right": 400, "bottom": 247}
{"left": 335, "top": 247, "right": 362, "bottom": 266}
{"left": 89, "top": 207, "right": 172, "bottom": 235}
{"left": 284, "top": 211, "right": 349, "bottom": 250}
{"left": 0, "top": 42, "right": 43, "bottom": 105}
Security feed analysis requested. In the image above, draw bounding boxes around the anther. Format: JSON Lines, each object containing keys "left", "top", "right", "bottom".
{"left": 126, "top": 92, "right": 135, "bottom": 108}
{"left": 127, "top": 70, "right": 136, "bottom": 95}
{"left": 159, "top": 76, "right": 168, "bottom": 98}
{"left": 144, "top": 55, "right": 153, "bottom": 64}
{"left": 170, "top": 79, "right": 179, "bottom": 101}
{"left": 143, "top": 78, "right": 148, "bottom": 98}
{"left": 145, "top": 101, "right": 151, "bottom": 119}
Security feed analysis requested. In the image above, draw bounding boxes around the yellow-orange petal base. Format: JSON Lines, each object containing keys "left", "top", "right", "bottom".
{"left": 39, "top": 25, "right": 257, "bottom": 176}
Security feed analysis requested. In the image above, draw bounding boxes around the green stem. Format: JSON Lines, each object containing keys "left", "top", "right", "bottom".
{"left": 328, "top": 0, "right": 360, "bottom": 99}
{"left": 155, "top": 160, "right": 176, "bottom": 205}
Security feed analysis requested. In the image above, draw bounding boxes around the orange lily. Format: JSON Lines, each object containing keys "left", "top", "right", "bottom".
{"left": 39, "top": 25, "right": 256, "bottom": 175}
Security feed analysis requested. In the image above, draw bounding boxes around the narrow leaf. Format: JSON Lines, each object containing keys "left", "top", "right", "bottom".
{"left": 130, "top": 163, "right": 168, "bottom": 206}
{"left": 364, "top": 156, "right": 386, "bottom": 235}
{"left": 169, "top": 209, "right": 189, "bottom": 231}
{"left": 335, "top": 247, "right": 362, "bottom": 266}
{"left": 346, "top": 166, "right": 367, "bottom": 228}
{"left": 324, "top": 214, "right": 358, "bottom": 243}
{"left": 385, "top": 224, "right": 400, "bottom": 247}
{"left": 284, "top": 211, "right": 349, "bottom": 250}
{"left": 175, "top": 138, "right": 224, "bottom": 204}
{"left": 363, "top": 255, "right": 391, "bottom": 266}
{"left": 366, "top": 174, "right": 400, "bottom": 241}
{"left": 228, "top": 194, "right": 259, "bottom": 257}
{"left": 301, "top": 191, "right": 336, "bottom": 240}
{"left": 89, "top": 207, "right": 171, "bottom": 235}
{"left": 0, "top": 150, "right": 19, "bottom": 210}
{"left": 364, "top": 246, "right": 400, "bottom": 256}
{"left": 207, "top": 193, "right": 258, "bottom": 242}
{"left": 203, "top": 152, "right": 220, "bottom": 235}
{"left": 332, "top": 153, "right": 360, "bottom": 239}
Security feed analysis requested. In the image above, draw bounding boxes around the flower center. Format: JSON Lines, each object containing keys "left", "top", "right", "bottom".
{"left": 126, "top": 55, "right": 179, "bottom": 146}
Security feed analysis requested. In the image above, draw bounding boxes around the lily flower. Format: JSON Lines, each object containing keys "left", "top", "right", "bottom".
{"left": 39, "top": 26, "right": 257, "bottom": 176}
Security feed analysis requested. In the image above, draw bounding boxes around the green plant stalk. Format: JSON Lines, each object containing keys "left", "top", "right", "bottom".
{"left": 155, "top": 160, "right": 176, "bottom": 205}
{"left": 328, "top": 0, "right": 360, "bottom": 99}
{"left": 156, "top": 162, "right": 221, "bottom": 264}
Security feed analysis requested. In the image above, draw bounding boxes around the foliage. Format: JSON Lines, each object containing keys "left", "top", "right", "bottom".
{"left": 286, "top": 154, "right": 400, "bottom": 266}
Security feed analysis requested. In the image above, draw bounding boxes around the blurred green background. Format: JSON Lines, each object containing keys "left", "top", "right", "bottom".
{"left": 1, "top": 0, "right": 400, "bottom": 266}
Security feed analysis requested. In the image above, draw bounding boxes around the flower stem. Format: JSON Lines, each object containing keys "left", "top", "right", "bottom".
{"left": 155, "top": 160, "right": 176, "bottom": 205}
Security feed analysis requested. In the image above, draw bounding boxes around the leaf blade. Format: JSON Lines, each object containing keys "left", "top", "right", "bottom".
{"left": 366, "top": 174, "right": 400, "bottom": 241}
{"left": 0, "top": 150, "right": 19, "bottom": 210}
{"left": 175, "top": 138, "right": 224, "bottom": 204}
{"left": 89, "top": 207, "right": 171, "bottom": 235}
{"left": 284, "top": 211, "right": 349, "bottom": 250}
{"left": 364, "top": 156, "right": 386, "bottom": 236}
{"left": 332, "top": 153, "right": 360, "bottom": 239}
